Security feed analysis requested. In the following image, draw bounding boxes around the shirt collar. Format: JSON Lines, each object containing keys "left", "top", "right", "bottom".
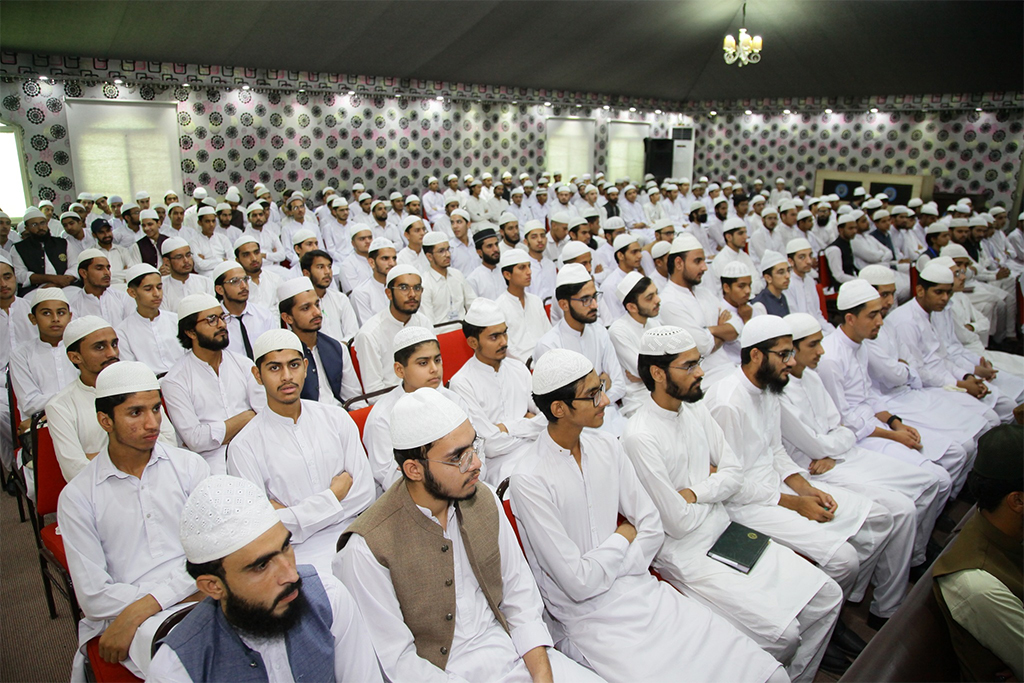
{"left": 94, "top": 443, "right": 169, "bottom": 483}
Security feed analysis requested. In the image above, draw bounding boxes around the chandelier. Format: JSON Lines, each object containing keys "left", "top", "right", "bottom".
{"left": 723, "top": 3, "right": 762, "bottom": 67}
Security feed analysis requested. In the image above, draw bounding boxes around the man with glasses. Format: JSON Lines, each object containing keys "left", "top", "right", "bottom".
{"left": 622, "top": 325, "right": 845, "bottom": 680}
{"left": 608, "top": 272, "right": 663, "bottom": 418}
{"left": 705, "top": 315, "right": 913, "bottom": 646}
{"left": 227, "top": 328, "right": 373, "bottom": 574}
{"left": 160, "top": 237, "right": 214, "bottom": 313}
{"left": 211, "top": 260, "right": 276, "bottom": 361}
{"left": 420, "top": 232, "right": 475, "bottom": 325}
{"left": 337, "top": 387, "right": 602, "bottom": 683}
{"left": 533, "top": 264, "right": 627, "bottom": 436}
{"left": 162, "top": 294, "right": 266, "bottom": 474}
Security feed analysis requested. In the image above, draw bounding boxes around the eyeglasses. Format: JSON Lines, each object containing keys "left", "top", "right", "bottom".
{"left": 432, "top": 247, "right": 451, "bottom": 256}
{"left": 198, "top": 313, "right": 229, "bottom": 326}
{"left": 224, "top": 275, "right": 251, "bottom": 286}
{"left": 420, "top": 437, "right": 482, "bottom": 474}
{"left": 169, "top": 252, "right": 193, "bottom": 260}
{"left": 568, "top": 378, "right": 608, "bottom": 407}
{"left": 570, "top": 291, "right": 602, "bottom": 307}
{"left": 765, "top": 349, "right": 796, "bottom": 362}
{"left": 667, "top": 356, "right": 705, "bottom": 375}
{"left": 392, "top": 283, "right": 424, "bottom": 293}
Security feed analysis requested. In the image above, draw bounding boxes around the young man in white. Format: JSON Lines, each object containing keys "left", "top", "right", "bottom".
{"left": 233, "top": 234, "right": 284, "bottom": 312}
{"left": 785, "top": 237, "right": 833, "bottom": 333}
{"left": 351, "top": 237, "right": 396, "bottom": 325}
{"left": 607, "top": 272, "right": 662, "bottom": 418}
{"left": 211, "top": 259, "right": 278, "bottom": 362}
{"left": 10, "top": 287, "right": 77, "bottom": 418}
{"left": 420, "top": 231, "right": 476, "bottom": 325}
{"left": 160, "top": 237, "right": 215, "bottom": 314}
{"left": 115, "top": 264, "right": 185, "bottom": 375}
{"left": 495, "top": 249, "right": 551, "bottom": 364}
{"left": 65, "top": 248, "right": 133, "bottom": 325}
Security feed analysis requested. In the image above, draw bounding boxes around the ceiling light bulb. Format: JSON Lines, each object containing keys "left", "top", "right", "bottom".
{"left": 976, "top": 107, "right": 983, "bottom": 112}
{"left": 436, "top": 96, "right": 444, "bottom": 101}
{"left": 603, "top": 105, "right": 610, "bottom": 110}
{"left": 824, "top": 108, "right": 833, "bottom": 114}
{"left": 114, "top": 79, "right": 123, "bottom": 84}
{"left": 870, "top": 107, "right": 878, "bottom": 113}
{"left": 709, "top": 110, "right": 717, "bottom": 116}
{"left": 39, "top": 75, "right": 48, "bottom": 81}
{"left": 745, "top": 109, "right": 752, "bottom": 115}
{"left": 783, "top": 109, "right": 791, "bottom": 114}
{"left": 348, "top": 90, "right": 355, "bottom": 96}
{"left": 655, "top": 109, "right": 662, "bottom": 114}
{"left": 183, "top": 82, "right": 190, "bottom": 87}
{"left": 242, "top": 84, "right": 250, "bottom": 90}
{"left": 544, "top": 102, "right": 552, "bottom": 107}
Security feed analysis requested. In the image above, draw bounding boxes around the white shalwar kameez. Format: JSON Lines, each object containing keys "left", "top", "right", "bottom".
{"left": 496, "top": 291, "right": 551, "bottom": 364}
{"left": 785, "top": 271, "right": 834, "bottom": 334}
{"left": 467, "top": 265, "right": 506, "bottom": 301}
{"left": 448, "top": 356, "right": 546, "bottom": 485}
{"left": 334, "top": 486, "right": 603, "bottom": 683}
{"left": 509, "top": 430, "right": 785, "bottom": 683}
{"left": 351, "top": 308, "right": 434, "bottom": 394}
{"left": 351, "top": 277, "right": 388, "bottom": 326}
{"left": 9, "top": 337, "right": 77, "bottom": 416}
{"left": 246, "top": 269, "right": 284, "bottom": 312}
{"left": 160, "top": 274, "right": 214, "bottom": 314}
{"left": 658, "top": 280, "right": 734, "bottom": 377}
{"left": 780, "top": 369, "right": 947, "bottom": 566}
{"left": 227, "top": 400, "right": 374, "bottom": 573}
{"left": 623, "top": 395, "right": 842, "bottom": 683}
{"left": 705, "top": 368, "right": 913, "bottom": 619}
{"left": 606, "top": 314, "right": 662, "bottom": 417}
{"left": 422, "top": 267, "right": 476, "bottom": 324}
{"left": 65, "top": 287, "right": 133, "bottom": 326}
{"left": 114, "top": 309, "right": 185, "bottom": 375}
{"left": 160, "top": 350, "right": 267, "bottom": 474}
{"left": 318, "top": 288, "right": 359, "bottom": 343}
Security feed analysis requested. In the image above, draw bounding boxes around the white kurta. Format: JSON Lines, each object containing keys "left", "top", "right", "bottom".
{"left": 319, "top": 288, "right": 359, "bottom": 343}
{"left": 421, "top": 267, "right": 476, "bottom": 325}
{"left": 160, "top": 274, "right": 214, "bottom": 314}
{"left": 247, "top": 268, "right": 284, "bottom": 311}
{"left": 509, "top": 430, "right": 783, "bottom": 683}
{"left": 496, "top": 291, "right": 551, "bottom": 364}
{"left": 351, "top": 277, "right": 388, "bottom": 326}
{"left": 351, "top": 308, "right": 434, "bottom": 394}
{"left": 114, "top": 310, "right": 185, "bottom": 375}
{"left": 190, "top": 232, "right": 233, "bottom": 277}
{"left": 784, "top": 271, "right": 834, "bottom": 334}
{"left": 606, "top": 314, "right": 661, "bottom": 418}
{"left": 524, "top": 256, "right": 556, "bottom": 304}
{"left": 223, "top": 302, "right": 278, "bottom": 360}
{"left": 227, "top": 400, "right": 374, "bottom": 573}
{"left": 65, "top": 287, "right": 133, "bottom": 326}
{"left": 2, "top": 296, "right": 35, "bottom": 347}
{"left": 10, "top": 338, "right": 77, "bottom": 416}
{"left": 466, "top": 266, "right": 506, "bottom": 301}
{"left": 160, "top": 350, "right": 267, "bottom": 474}
{"left": 396, "top": 246, "right": 430, "bottom": 273}
{"left": 338, "top": 251, "right": 372, "bottom": 294}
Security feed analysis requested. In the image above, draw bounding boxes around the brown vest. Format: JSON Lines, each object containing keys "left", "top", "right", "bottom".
{"left": 340, "top": 480, "right": 508, "bottom": 671}
{"left": 933, "top": 513, "right": 1023, "bottom": 681}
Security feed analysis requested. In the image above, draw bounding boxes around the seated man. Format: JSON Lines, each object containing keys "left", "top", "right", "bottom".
{"left": 227, "top": 330, "right": 373, "bottom": 573}
{"left": 624, "top": 326, "right": 845, "bottom": 681}
{"left": 465, "top": 226, "right": 505, "bottom": 301}
{"left": 301, "top": 249, "right": 359, "bottom": 343}
{"left": 212, "top": 260, "right": 278, "bottom": 362}
{"left": 449, "top": 299, "right": 545, "bottom": 485}
{"left": 363, "top": 326, "right": 476, "bottom": 495}
{"left": 785, "top": 238, "right": 833, "bottom": 333}
{"left": 46, "top": 315, "right": 175, "bottom": 482}
{"left": 607, "top": 272, "right": 663, "bottom": 418}
{"left": 337, "top": 225, "right": 374, "bottom": 294}
{"left": 115, "top": 264, "right": 185, "bottom": 375}
{"left": 351, "top": 265, "right": 433, "bottom": 394}
{"left": 10, "top": 207, "right": 73, "bottom": 296}
{"left": 351, "top": 237, "right": 396, "bottom": 325}
{"left": 714, "top": 261, "right": 754, "bottom": 371}
{"left": 597, "top": 234, "right": 643, "bottom": 324}
{"left": 522, "top": 220, "right": 556, "bottom": 302}
{"left": 233, "top": 234, "right": 283, "bottom": 312}
{"left": 933, "top": 425, "right": 1024, "bottom": 682}
{"left": 420, "top": 231, "right": 476, "bottom": 325}
{"left": 57, "top": 362, "right": 209, "bottom": 679}
{"left": 10, "top": 287, "right": 76, "bottom": 419}
{"left": 750, "top": 250, "right": 792, "bottom": 317}
{"left": 65, "top": 248, "right": 133, "bottom": 325}
{"left": 509, "top": 349, "right": 786, "bottom": 683}
{"left": 149, "top": 475, "right": 382, "bottom": 682}
{"left": 495, "top": 249, "right": 551, "bottom": 364}
{"left": 160, "top": 237, "right": 215, "bottom": 314}
{"left": 335, "top": 388, "right": 604, "bottom": 683}
{"left": 161, "top": 294, "right": 266, "bottom": 474}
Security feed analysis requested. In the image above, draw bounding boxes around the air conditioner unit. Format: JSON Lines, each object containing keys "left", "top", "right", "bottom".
{"left": 671, "top": 127, "right": 696, "bottom": 180}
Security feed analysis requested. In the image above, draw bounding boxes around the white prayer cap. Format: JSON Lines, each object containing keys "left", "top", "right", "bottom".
{"left": 889, "top": 205, "right": 909, "bottom": 216}
{"left": 950, "top": 218, "right": 969, "bottom": 228}
{"left": 707, "top": 183, "right": 721, "bottom": 192}
{"left": 391, "top": 388, "right": 469, "bottom": 450}
{"left": 940, "top": 244, "right": 970, "bottom": 259}
{"left": 699, "top": 176, "right": 709, "bottom": 184}
{"left": 212, "top": 259, "right": 244, "bottom": 282}
{"left": 751, "top": 194, "right": 766, "bottom": 204}
{"left": 139, "top": 208, "right": 159, "bottom": 222}
{"left": 779, "top": 199, "right": 801, "bottom": 213}
{"left": 0, "top": 253, "right": 11, "bottom": 268}
{"left": 796, "top": 185, "right": 807, "bottom": 192}
{"left": 602, "top": 217, "right": 625, "bottom": 232}
{"left": 862, "top": 198, "right": 883, "bottom": 211}
{"left": 76, "top": 248, "right": 108, "bottom": 269}
{"left": 532, "top": 349, "right": 594, "bottom": 395}
{"left": 253, "top": 183, "right": 268, "bottom": 194}
{"left": 907, "top": 198, "right": 923, "bottom": 208}
{"left": 353, "top": 182, "right": 366, "bottom": 191}
{"left": 838, "top": 212, "right": 859, "bottom": 226}
{"left": 919, "top": 261, "right": 954, "bottom": 285}
{"left": 785, "top": 238, "right": 812, "bottom": 255}
{"left": 214, "top": 203, "right": 231, "bottom": 214}
{"left": 759, "top": 250, "right": 788, "bottom": 272}
{"left": 555, "top": 263, "right": 591, "bottom": 289}
{"left": 761, "top": 206, "right": 779, "bottom": 218}
{"left": 31, "top": 287, "right": 69, "bottom": 308}
{"left": 580, "top": 206, "right": 601, "bottom": 220}
{"left": 39, "top": 200, "right": 55, "bottom": 208}
{"left": 523, "top": 220, "right": 546, "bottom": 236}
{"left": 559, "top": 241, "right": 591, "bottom": 264}
{"left": 23, "top": 208, "right": 46, "bottom": 222}
{"left": 836, "top": 204, "right": 851, "bottom": 215}
{"left": 680, "top": 177, "right": 691, "bottom": 184}
{"left": 360, "top": 193, "right": 373, "bottom": 202}
{"left": 464, "top": 298, "right": 505, "bottom": 328}
{"left": 277, "top": 277, "right": 314, "bottom": 302}
{"left": 920, "top": 204, "right": 939, "bottom": 216}
{"left": 134, "top": 191, "right": 150, "bottom": 201}
{"left": 639, "top": 326, "right": 697, "bottom": 357}
{"left": 63, "top": 315, "right": 112, "bottom": 347}
{"left": 427, "top": 176, "right": 439, "bottom": 184}
{"left": 872, "top": 209, "right": 890, "bottom": 221}
{"left": 481, "top": 173, "right": 493, "bottom": 180}
{"left": 622, "top": 185, "right": 637, "bottom": 194}
{"left": 836, "top": 280, "right": 880, "bottom": 311}
{"left": 499, "top": 249, "right": 530, "bottom": 269}
{"left": 502, "top": 172, "right": 513, "bottom": 179}
{"left": 784, "top": 312, "right": 821, "bottom": 341}
{"left": 406, "top": 194, "right": 421, "bottom": 204}
{"left": 616, "top": 271, "right": 646, "bottom": 303}
{"left": 95, "top": 361, "right": 161, "bottom": 399}
{"left": 498, "top": 212, "right": 518, "bottom": 226}
{"left": 253, "top": 329, "right": 302, "bottom": 362}
{"left": 510, "top": 187, "right": 525, "bottom": 196}
{"left": 178, "top": 293, "right": 222, "bottom": 319}
{"left": 160, "top": 238, "right": 190, "bottom": 258}
{"left": 369, "top": 237, "right": 396, "bottom": 253}
{"left": 393, "top": 326, "right": 437, "bottom": 357}
{"left": 329, "top": 196, "right": 349, "bottom": 208}
{"left": 873, "top": 193, "right": 889, "bottom": 201}
{"left": 291, "top": 228, "right": 317, "bottom": 246}
{"left": 649, "top": 241, "right": 672, "bottom": 261}
{"left": 775, "top": 178, "right": 786, "bottom": 185}
{"left": 720, "top": 261, "right": 752, "bottom": 279}
{"left": 925, "top": 221, "right": 949, "bottom": 235}
{"left": 648, "top": 187, "right": 662, "bottom": 196}
{"left": 535, "top": 187, "right": 548, "bottom": 195}
{"left": 166, "top": 202, "right": 184, "bottom": 211}
{"left": 422, "top": 231, "right": 449, "bottom": 247}
{"left": 858, "top": 264, "right": 897, "bottom": 287}
{"left": 124, "top": 263, "right": 160, "bottom": 286}
{"left": 720, "top": 217, "right": 745, "bottom": 234}
{"left": 225, "top": 188, "right": 241, "bottom": 203}
{"left": 524, "top": 180, "right": 535, "bottom": 188}
{"left": 75, "top": 191, "right": 91, "bottom": 201}
{"left": 669, "top": 233, "right": 703, "bottom": 256}
{"left": 469, "top": 178, "right": 482, "bottom": 187}
{"left": 197, "top": 206, "right": 216, "bottom": 217}
{"left": 853, "top": 186, "right": 867, "bottom": 197}
{"left": 192, "top": 188, "right": 208, "bottom": 200}
{"left": 603, "top": 185, "right": 616, "bottom": 193}
{"left": 444, "top": 194, "right": 462, "bottom": 207}
{"left": 385, "top": 264, "right": 420, "bottom": 287}
{"left": 990, "top": 206, "right": 1006, "bottom": 216}
{"left": 389, "top": 191, "right": 403, "bottom": 201}
{"left": 796, "top": 210, "right": 813, "bottom": 222}
{"left": 710, "top": 196, "right": 728, "bottom": 208}
{"left": 59, "top": 211, "right": 79, "bottom": 222}
{"left": 613, "top": 233, "right": 638, "bottom": 252}
{"left": 180, "top": 475, "right": 281, "bottom": 564}
{"left": 233, "top": 235, "right": 259, "bottom": 252}
{"left": 956, "top": 204, "right": 974, "bottom": 215}
{"left": 740, "top": 314, "right": 791, "bottom": 348}
{"left": 929, "top": 256, "right": 957, "bottom": 272}
{"left": 288, "top": 191, "right": 306, "bottom": 202}
{"left": 968, "top": 216, "right": 988, "bottom": 227}
{"left": 450, "top": 208, "right": 471, "bottom": 222}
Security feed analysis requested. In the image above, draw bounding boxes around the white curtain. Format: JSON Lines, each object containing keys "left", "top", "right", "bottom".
{"left": 545, "top": 117, "right": 595, "bottom": 178}
{"left": 65, "top": 100, "right": 182, "bottom": 201}
{"left": 0, "top": 122, "right": 29, "bottom": 217}
{"left": 607, "top": 121, "right": 651, "bottom": 184}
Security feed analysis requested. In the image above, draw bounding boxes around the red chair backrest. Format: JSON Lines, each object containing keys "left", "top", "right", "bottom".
{"left": 909, "top": 265, "right": 919, "bottom": 294}
{"left": 346, "top": 341, "right": 364, "bottom": 393}
{"left": 32, "top": 419, "right": 65, "bottom": 518}
{"left": 817, "top": 253, "right": 832, "bottom": 288}
{"left": 816, "top": 283, "right": 829, "bottom": 319}
{"left": 348, "top": 405, "right": 372, "bottom": 441}
{"left": 544, "top": 303, "right": 552, "bottom": 321}
{"left": 501, "top": 497, "right": 524, "bottom": 553}
{"left": 437, "top": 328, "right": 474, "bottom": 384}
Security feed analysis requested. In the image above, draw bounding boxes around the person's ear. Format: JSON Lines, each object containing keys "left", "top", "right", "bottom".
{"left": 251, "top": 365, "right": 264, "bottom": 387}
{"left": 466, "top": 336, "right": 479, "bottom": 352}
{"left": 394, "top": 361, "right": 406, "bottom": 380}
{"left": 402, "top": 457, "right": 425, "bottom": 482}
{"left": 96, "top": 410, "right": 114, "bottom": 435}
{"left": 196, "top": 575, "right": 227, "bottom": 601}
{"left": 650, "top": 364, "right": 666, "bottom": 386}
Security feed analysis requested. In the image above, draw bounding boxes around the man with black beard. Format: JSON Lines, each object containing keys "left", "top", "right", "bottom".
{"left": 684, "top": 201, "right": 717, "bottom": 255}
{"left": 466, "top": 227, "right": 505, "bottom": 300}
{"left": 150, "top": 475, "right": 381, "bottom": 682}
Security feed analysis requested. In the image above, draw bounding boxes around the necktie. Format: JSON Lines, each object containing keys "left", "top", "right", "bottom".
{"left": 303, "top": 344, "right": 319, "bottom": 400}
{"left": 237, "top": 314, "right": 254, "bottom": 360}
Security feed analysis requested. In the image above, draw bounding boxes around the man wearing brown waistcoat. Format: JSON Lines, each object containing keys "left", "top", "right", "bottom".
{"left": 333, "top": 388, "right": 604, "bottom": 683}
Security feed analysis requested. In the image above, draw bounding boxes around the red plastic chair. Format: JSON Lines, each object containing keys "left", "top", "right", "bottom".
{"left": 909, "top": 264, "right": 919, "bottom": 294}
{"left": 348, "top": 405, "right": 373, "bottom": 441}
{"left": 817, "top": 253, "right": 832, "bottom": 288}
{"left": 345, "top": 340, "right": 364, "bottom": 393}
{"left": 496, "top": 478, "right": 525, "bottom": 553}
{"left": 816, "top": 283, "right": 829, "bottom": 319}
{"left": 544, "top": 303, "right": 552, "bottom": 321}
{"left": 85, "top": 637, "right": 143, "bottom": 683}
{"left": 436, "top": 327, "right": 474, "bottom": 385}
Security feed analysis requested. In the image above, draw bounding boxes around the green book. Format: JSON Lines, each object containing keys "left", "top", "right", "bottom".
{"left": 707, "top": 522, "right": 771, "bottom": 574}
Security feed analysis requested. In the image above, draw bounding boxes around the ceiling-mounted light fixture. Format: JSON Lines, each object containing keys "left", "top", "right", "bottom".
{"left": 544, "top": 102, "right": 552, "bottom": 107}
{"left": 603, "top": 105, "right": 610, "bottom": 110}
{"left": 655, "top": 109, "right": 662, "bottom": 114}
{"left": 824, "top": 108, "right": 833, "bottom": 114}
{"left": 723, "top": 2, "right": 762, "bottom": 67}
{"left": 629, "top": 107, "right": 636, "bottom": 112}
{"left": 114, "top": 78, "right": 123, "bottom": 84}
{"left": 976, "top": 107, "right": 983, "bottom": 112}
{"left": 39, "top": 75, "right": 48, "bottom": 81}
{"left": 870, "top": 107, "right": 878, "bottom": 113}
{"left": 709, "top": 110, "right": 717, "bottom": 116}
{"left": 783, "top": 109, "right": 791, "bottom": 114}
{"left": 242, "top": 84, "right": 250, "bottom": 90}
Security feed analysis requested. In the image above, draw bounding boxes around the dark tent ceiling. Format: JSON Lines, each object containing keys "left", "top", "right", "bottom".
{"left": 2, "top": 0, "right": 1021, "bottom": 102}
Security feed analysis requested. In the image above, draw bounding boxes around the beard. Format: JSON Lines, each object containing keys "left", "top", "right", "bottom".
{"left": 568, "top": 304, "right": 597, "bottom": 325}
{"left": 666, "top": 372, "right": 703, "bottom": 403}
{"left": 481, "top": 251, "right": 500, "bottom": 266}
{"left": 754, "top": 355, "right": 788, "bottom": 394}
{"left": 394, "top": 298, "right": 421, "bottom": 315}
{"left": 196, "top": 328, "right": 229, "bottom": 351}
{"left": 696, "top": 214, "right": 708, "bottom": 224}
{"left": 817, "top": 215, "right": 830, "bottom": 227}
{"left": 222, "top": 576, "right": 304, "bottom": 638}
{"left": 422, "top": 461, "right": 478, "bottom": 502}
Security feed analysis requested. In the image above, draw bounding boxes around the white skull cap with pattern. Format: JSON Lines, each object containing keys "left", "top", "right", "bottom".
{"left": 197, "top": 206, "right": 216, "bottom": 217}
{"left": 212, "top": 259, "right": 244, "bottom": 282}
{"left": 784, "top": 312, "right": 821, "bottom": 341}
{"left": 968, "top": 216, "right": 988, "bottom": 227}
{"left": 550, "top": 211, "right": 571, "bottom": 225}
{"left": 669, "top": 233, "right": 704, "bottom": 254}
{"left": 498, "top": 249, "right": 530, "bottom": 269}
{"left": 0, "top": 252, "right": 11, "bottom": 268}
{"left": 925, "top": 221, "right": 949, "bottom": 235}
{"left": 385, "top": 264, "right": 420, "bottom": 287}
{"left": 253, "top": 329, "right": 302, "bottom": 362}
{"left": 613, "top": 233, "right": 638, "bottom": 252}
{"left": 713, "top": 196, "right": 728, "bottom": 207}
{"left": 740, "top": 314, "right": 792, "bottom": 348}
{"left": 616, "top": 271, "right": 647, "bottom": 303}
{"left": 368, "top": 237, "right": 396, "bottom": 253}
{"left": 330, "top": 196, "right": 348, "bottom": 208}
{"left": 135, "top": 191, "right": 151, "bottom": 200}
{"left": 532, "top": 348, "right": 594, "bottom": 395}
{"left": 369, "top": 200, "right": 386, "bottom": 213}
{"left": 498, "top": 212, "right": 518, "bottom": 226}
{"left": 95, "top": 361, "right": 161, "bottom": 399}
{"left": 761, "top": 206, "right": 779, "bottom": 218}
{"left": 406, "top": 194, "right": 421, "bottom": 204}
{"left": 360, "top": 193, "right": 373, "bottom": 203}
{"left": 447, "top": 208, "right": 469, "bottom": 222}
{"left": 989, "top": 206, "right": 1006, "bottom": 216}
{"left": 291, "top": 229, "right": 317, "bottom": 246}
{"left": 639, "top": 325, "right": 697, "bottom": 356}
{"left": 858, "top": 265, "right": 897, "bottom": 286}
{"left": 124, "top": 263, "right": 160, "bottom": 285}
{"left": 721, "top": 217, "right": 746, "bottom": 234}
{"left": 77, "top": 248, "right": 107, "bottom": 268}
{"left": 522, "top": 219, "right": 546, "bottom": 236}
{"left": 919, "top": 261, "right": 955, "bottom": 285}
{"left": 464, "top": 298, "right": 505, "bottom": 327}
{"left": 161, "top": 237, "right": 190, "bottom": 255}
{"left": 393, "top": 326, "right": 437, "bottom": 357}
{"left": 836, "top": 280, "right": 881, "bottom": 311}
{"left": 180, "top": 475, "right": 282, "bottom": 564}
{"left": 838, "top": 213, "right": 858, "bottom": 226}
{"left": 929, "top": 256, "right": 957, "bottom": 272}
{"left": 786, "top": 237, "right": 813, "bottom": 255}
{"left": 245, "top": 201, "right": 264, "bottom": 215}
{"left": 63, "top": 315, "right": 112, "bottom": 347}
{"left": 559, "top": 241, "right": 591, "bottom": 265}
{"left": 233, "top": 234, "right": 259, "bottom": 252}
{"left": 940, "top": 244, "right": 970, "bottom": 260}
{"left": 720, "top": 260, "right": 752, "bottom": 279}
{"left": 277, "top": 277, "right": 315, "bottom": 302}
{"left": 759, "top": 250, "right": 788, "bottom": 272}
{"left": 390, "top": 388, "right": 468, "bottom": 450}
{"left": 402, "top": 215, "right": 424, "bottom": 231}
{"left": 555, "top": 263, "right": 591, "bottom": 289}
{"left": 214, "top": 203, "right": 231, "bottom": 214}
{"left": 22, "top": 208, "right": 44, "bottom": 222}
{"left": 652, "top": 218, "right": 674, "bottom": 232}
{"left": 797, "top": 210, "right": 814, "bottom": 221}
{"left": 166, "top": 202, "right": 184, "bottom": 211}
{"left": 873, "top": 209, "right": 890, "bottom": 221}
{"left": 139, "top": 209, "right": 159, "bottom": 222}
{"left": 178, "top": 293, "right": 222, "bottom": 320}
{"left": 422, "top": 232, "right": 449, "bottom": 247}
{"left": 580, "top": 206, "right": 600, "bottom": 220}
{"left": 650, "top": 241, "right": 672, "bottom": 260}
{"left": 31, "top": 287, "right": 69, "bottom": 308}
{"left": 604, "top": 216, "right": 626, "bottom": 231}
{"left": 389, "top": 191, "right": 403, "bottom": 201}
{"left": 751, "top": 194, "right": 766, "bottom": 204}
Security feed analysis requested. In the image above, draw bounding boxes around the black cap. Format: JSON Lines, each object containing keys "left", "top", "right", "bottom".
{"left": 90, "top": 218, "right": 111, "bottom": 233}
{"left": 974, "top": 425, "right": 1023, "bottom": 487}
{"left": 472, "top": 228, "right": 497, "bottom": 247}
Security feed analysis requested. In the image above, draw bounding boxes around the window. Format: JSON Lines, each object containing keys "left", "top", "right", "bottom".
{"left": 545, "top": 118, "right": 595, "bottom": 178}
{"left": 0, "top": 120, "right": 30, "bottom": 218}
{"left": 64, "top": 100, "right": 182, "bottom": 201}
{"left": 607, "top": 121, "right": 651, "bottom": 183}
